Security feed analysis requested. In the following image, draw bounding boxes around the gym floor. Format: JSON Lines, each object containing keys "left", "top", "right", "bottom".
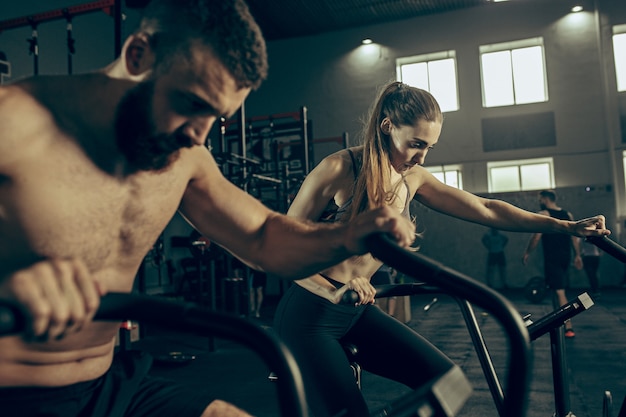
{"left": 131, "top": 287, "right": 626, "bottom": 417}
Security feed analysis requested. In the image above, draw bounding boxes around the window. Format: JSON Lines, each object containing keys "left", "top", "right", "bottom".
{"left": 613, "top": 24, "right": 626, "bottom": 92}
{"left": 488, "top": 158, "right": 554, "bottom": 193}
{"left": 480, "top": 37, "right": 548, "bottom": 107}
{"left": 426, "top": 164, "right": 463, "bottom": 189}
{"left": 396, "top": 51, "right": 459, "bottom": 112}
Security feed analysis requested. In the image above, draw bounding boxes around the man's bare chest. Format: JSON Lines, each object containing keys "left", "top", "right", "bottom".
{"left": 1, "top": 148, "right": 187, "bottom": 272}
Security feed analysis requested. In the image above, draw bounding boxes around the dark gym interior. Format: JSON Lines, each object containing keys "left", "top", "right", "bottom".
{"left": 2, "top": 0, "right": 626, "bottom": 416}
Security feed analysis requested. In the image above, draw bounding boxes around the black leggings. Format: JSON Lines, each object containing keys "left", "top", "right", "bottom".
{"left": 544, "top": 260, "right": 570, "bottom": 290}
{"left": 274, "top": 283, "right": 455, "bottom": 417}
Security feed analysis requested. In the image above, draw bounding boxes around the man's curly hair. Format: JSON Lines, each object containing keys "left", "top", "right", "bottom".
{"left": 139, "top": 0, "right": 268, "bottom": 90}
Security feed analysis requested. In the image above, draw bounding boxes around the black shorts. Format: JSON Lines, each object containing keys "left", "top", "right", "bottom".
{"left": 544, "top": 261, "right": 569, "bottom": 290}
{"left": 0, "top": 351, "right": 211, "bottom": 417}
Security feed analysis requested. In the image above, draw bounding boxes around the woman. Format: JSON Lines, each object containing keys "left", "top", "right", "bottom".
{"left": 273, "top": 81, "right": 609, "bottom": 417}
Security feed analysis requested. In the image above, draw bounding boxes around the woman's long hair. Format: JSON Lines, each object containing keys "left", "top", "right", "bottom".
{"left": 346, "top": 81, "right": 442, "bottom": 222}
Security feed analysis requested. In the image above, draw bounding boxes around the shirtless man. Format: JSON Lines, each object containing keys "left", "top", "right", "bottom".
{"left": 0, "top": 1, "right": 416, "bottom": 416}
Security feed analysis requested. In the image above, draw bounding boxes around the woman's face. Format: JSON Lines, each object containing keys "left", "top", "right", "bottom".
{"left": 383, "top": 117, "right": 442, "bottom": 172}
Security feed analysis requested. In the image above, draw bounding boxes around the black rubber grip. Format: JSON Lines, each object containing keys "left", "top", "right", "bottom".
{"left": 586, "top": 235, "right": 626, "bottom": 263}
{"left": 340, "top": 283, "right": 437, "bottom": 305}
{"left": 340, "top": 290, "right": 360, "bottom": 304}
{"left": 0, "top": 302, "right": 23, "bottom": 336}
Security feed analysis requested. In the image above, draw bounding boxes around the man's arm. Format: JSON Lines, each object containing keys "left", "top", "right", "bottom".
{"left": 178, "top": 149, "right": 414, "bottom": 280}
{"left": 572, "top": 236, "right": 583, "bottom": 270}
{"left": 522, "top": 233, "right": 542, "bottom": 265}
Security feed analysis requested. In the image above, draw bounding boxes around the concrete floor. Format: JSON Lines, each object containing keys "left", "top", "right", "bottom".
{"left": 131, "top": 286, "right": 626, "bottom": 417}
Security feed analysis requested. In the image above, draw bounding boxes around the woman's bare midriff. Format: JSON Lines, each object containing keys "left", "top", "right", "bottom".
{"left": 0, "top": 322, "right": 118, "bottom": 387}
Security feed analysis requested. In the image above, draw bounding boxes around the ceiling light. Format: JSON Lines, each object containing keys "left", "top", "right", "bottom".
{"left": 571, "top": 5, "right": 583, "bottom": 12}
{"left": 361, "top": 38, "right": 373, "bottom": 45}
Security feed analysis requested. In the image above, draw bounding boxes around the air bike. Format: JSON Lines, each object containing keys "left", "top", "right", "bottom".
{"left": 0, "top": 234, "right": 623, "bottom": 417}
{"left": 338, "top": 234, "right": 626, "bottom": 417}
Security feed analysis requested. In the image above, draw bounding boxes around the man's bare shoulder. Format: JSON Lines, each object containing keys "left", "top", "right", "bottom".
{"left": 180, "top": 145, "right": 229, "bottom": 185}
{"left": 0, "top": 82, "right": 34, "bottom": 110}
{"left": 0, "top": 80, "right": 56, "bottom": 121}
{"left": 0, "top": 82, "right": 60, "bottom": 168}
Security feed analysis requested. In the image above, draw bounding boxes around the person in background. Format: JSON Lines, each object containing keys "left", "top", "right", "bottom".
{"left": 249, "top": 269, "right": 266, "bottom": 318}
{"left": 523, "top": 190, "right": 583, "bottom": 338}
{"left": 481, "top": 228, "right": 509, "bottom": 289}
{"left": 274, "top": 81, "right": 609, "bottom": 417}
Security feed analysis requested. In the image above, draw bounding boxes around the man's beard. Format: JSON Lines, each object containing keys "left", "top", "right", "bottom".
{"left": 115, "top": 81, "right": 193, "bottom": 172}
{"left": 540, "top": 203, "right": 547, "bottom": 211}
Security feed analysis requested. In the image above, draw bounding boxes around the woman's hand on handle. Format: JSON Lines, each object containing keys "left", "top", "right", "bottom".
{"left": 572, "top": 215, "right": 610, "bottom": 238}
{"left": 0, "top": 259, "right": 105, "bottom": 340}
{"left": 332, "top": 276, "right": 376, "bottom": 305}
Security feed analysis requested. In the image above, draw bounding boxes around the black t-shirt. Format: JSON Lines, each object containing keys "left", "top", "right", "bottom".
{"left": 541, "top": 208, "right": 572, "bottom": 265}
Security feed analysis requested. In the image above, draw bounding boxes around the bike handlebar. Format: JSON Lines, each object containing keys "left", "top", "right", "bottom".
{"left": 340, "top": 282, "right": 439, "bottom": 304}
{"left": 0, "top": 293, "right": 309, "bottom": 417}
{"left": 586, "top": 235, "right": 626, "bottom": 263}
{"left": 364, "top": 233, "right": 532, "bottom": 417}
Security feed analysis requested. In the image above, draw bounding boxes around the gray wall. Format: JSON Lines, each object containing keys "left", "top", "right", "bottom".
{"left": 415, "top": 186, "right": 622, "bottom": 289}
{"left": 244, "top": 0, "right": 624, "bottom": 192}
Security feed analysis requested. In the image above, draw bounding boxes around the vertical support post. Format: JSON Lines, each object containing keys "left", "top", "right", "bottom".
{"left": 238, "top": 102, "right": 248, "bottom": 192}
{"left": 27, "top": 18, "right": 39, "bottom": 75}
{"left": 118, "top": 322, "right": 132, "bottom": 351}
{"left": 64, "top": 10, "right": 75, "bottom": 75}
{"left": 300, "top": 106, "right": 310, "bottom": 174}
{"left": 550, "top": 326, "right": 571, "bottom": 416}
{"left": 113, "top": 0, "right": 123, "bottom": 58}
{"left": 208, "top": 260, "right": 216, "bottom": 352}
{"left": 0, "top": 51, "right": 11, "bottom": 85}
{"left": 550, "top": 293, "right": 571, "bottom": 417}
{"left": 136, "top": 262, "right": 146, "bottom": 293}
{"left": 456, "top": 298, "right": 505, "bottom": 416}
{"left": 219, "top": 118, "right": 227, "bottom": 155}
